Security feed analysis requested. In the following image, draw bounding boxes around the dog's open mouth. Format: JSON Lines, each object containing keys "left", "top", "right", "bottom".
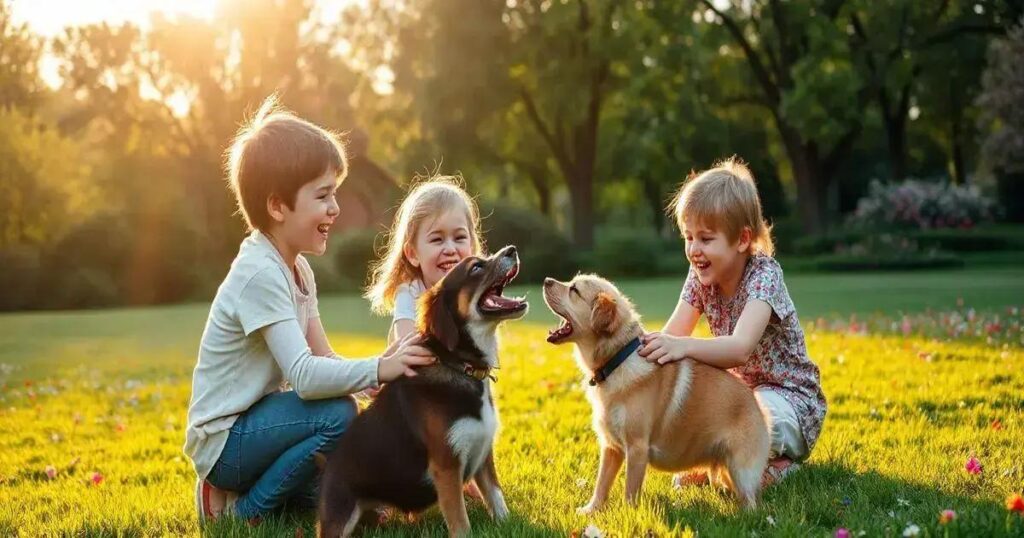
{"left": 547, "top": 313, "right": 573, "bottom": 343}
{"left": 478, "top": 263, "right": 527, "bottom": 315}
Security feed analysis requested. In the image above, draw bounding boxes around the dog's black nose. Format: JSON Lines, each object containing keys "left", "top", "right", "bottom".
{"left": 504, "top": 246, "right": 517, "bottom": 258}
{"left": 544, "top": 277, "right": 555, "bottom": 288}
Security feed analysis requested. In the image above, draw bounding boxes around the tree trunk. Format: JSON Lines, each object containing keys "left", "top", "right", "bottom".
{"left": 778, "top": 126, "right": 827, "bottom": 235}
{"left": 885, "top": 111, "right": 908, "bottom": 181}
{"left": 567, "top": 169, "right": 595, "bottom": 249}
{"left": 641, "top": 175, "right": 666, "bottom": 234}
{"left": 527, "top": 169, "right": 551, "bottom": 216}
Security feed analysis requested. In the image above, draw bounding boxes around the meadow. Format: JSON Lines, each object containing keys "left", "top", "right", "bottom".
{"left": 2, "top": 267, "right": 1023, "bottom": 537}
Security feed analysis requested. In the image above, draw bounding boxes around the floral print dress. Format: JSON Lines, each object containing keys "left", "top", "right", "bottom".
{"left": 681, "top": 254, "right": 827, "bottom": 454}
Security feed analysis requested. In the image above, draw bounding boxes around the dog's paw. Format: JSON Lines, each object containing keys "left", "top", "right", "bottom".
{"left": 489, "top": 492, "right": 510, "bottom": 521}
{"left": 576, "top": 502, "right": 603, "bottom": 515}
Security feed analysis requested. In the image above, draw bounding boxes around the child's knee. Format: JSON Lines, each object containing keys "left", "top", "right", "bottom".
{"left": 317, "top": 396, "right": 358, "bottom": 439}
{"left": 755, "top": 388, "right": 808, "bottom": 460}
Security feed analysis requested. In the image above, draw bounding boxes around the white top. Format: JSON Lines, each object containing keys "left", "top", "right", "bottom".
{"left": 183, "top": 230, "right": 380, "bottom": 479}
{"left": 392, "top": 279, "right": 427, "bottom": 322}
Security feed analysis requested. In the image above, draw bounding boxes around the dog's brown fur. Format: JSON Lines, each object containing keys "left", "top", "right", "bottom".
{"left": 542, "top": 274, "right": 769, "bottom": 511}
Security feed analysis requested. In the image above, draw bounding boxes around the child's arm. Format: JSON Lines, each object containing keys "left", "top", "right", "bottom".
{"left": 262, "top": 319, "right": 434, "bottom": 399}
{"left": 660, "top": 295, "right": 702, "bottom": 337}
{"left": 639, "top": 300, "right": 772, "bottom": 369}
{"left": 388, "top": 319, "right": 415, "bottom": 345}
{"left": 306, "top": 316, "right": 336, "bottom": 357}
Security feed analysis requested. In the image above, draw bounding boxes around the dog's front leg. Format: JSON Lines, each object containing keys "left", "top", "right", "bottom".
{"left": 472, "top": 450, "right": 509, "bottom": 520}
{"left": 623, "top": 442, "right": 650, "bottom": 506}
{"left": 430, "top": 458, "right": 471, "bottom": 538}
{"left": 578, "top": 445, "right": 624, "bottom": 514}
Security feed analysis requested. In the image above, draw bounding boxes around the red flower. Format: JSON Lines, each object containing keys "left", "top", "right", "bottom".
{"left": 991, "top": 419, "right": 1003, "bottom": 431}
{"left": 965, "top": 456, "right": 982, "bottom": 475}
{"left": 1008, "top": 493, "right": 1024, "bottom": 513}
{"left": 89, "top": 471, "right": 104, "bottom": 486}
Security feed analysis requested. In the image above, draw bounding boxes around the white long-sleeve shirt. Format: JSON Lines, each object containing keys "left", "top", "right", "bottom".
{"left": 183, "top": 230, "right": 379, "bottom": 479}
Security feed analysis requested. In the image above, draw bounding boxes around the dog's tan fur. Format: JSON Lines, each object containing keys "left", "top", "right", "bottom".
{"left": 542, "top": 274, "right": 769, "bottom": 511}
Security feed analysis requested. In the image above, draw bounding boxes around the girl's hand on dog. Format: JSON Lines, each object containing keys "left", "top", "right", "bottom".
{"left": 639, "top": 332, "right": 689, "bottom": 364}
{"left": 378, "top": 332, "right": 436, "bottom": 382}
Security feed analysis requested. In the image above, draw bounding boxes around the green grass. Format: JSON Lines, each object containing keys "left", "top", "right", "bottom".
{"left": 2, "top": 269, "right": 1023, "bottom": 536}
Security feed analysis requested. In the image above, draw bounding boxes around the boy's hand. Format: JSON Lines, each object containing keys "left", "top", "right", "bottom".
{"left": 638, "top": 332, "right": 689, "bottom": 365}
{"left": 377, "top": 333, "right": 436, "bottom": 383}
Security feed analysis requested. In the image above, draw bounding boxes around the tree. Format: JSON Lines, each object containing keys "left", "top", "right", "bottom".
{"left": 697, "top": 0, "right": 869, "bottom": 233}
{"left": 977, "top": 16, "right": 1024, "bottom": 220}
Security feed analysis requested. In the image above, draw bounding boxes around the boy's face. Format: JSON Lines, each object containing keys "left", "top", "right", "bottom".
{"left": 682, "top": 216, "right": 750, "bottom": 290}
{"left": 274, "top": 170, "right": 340, "bottom": 258}
{"left": 404, "top": 209, "right": 473, "bottom": 288}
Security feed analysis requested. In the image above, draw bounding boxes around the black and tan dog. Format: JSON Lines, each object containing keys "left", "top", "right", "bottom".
{"left": 317, "top": 246, "right": 527, "bottom": 538}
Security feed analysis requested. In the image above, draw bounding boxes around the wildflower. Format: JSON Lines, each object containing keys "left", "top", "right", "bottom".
{"left": 897, "top": 497, "right": 911, "bottom": 507}
{"left": 841, "top": 497, "right": 853, "bottom": 507}
{"left": 44, "top": 465, "right": 56, "bottom": 480}
{"left": 992, "top": 419, "right": 1003, "bottom": 431}
{"left": 583, "top": 524, "right": 604, "bottom": 538}
{"left": 965, "top": 456, "right": 983, "bottom": 475}
{"left": 834, "top": 528, "right": 850, "bottom": 538}
{"left": 902, "top": 523, "right": 920, "bottom": 537}
{"left": 115, "top": 423, "right": 126, "bottom": 433}
{"left": 939, "top": 509, "right": 956, "bottom": 524}
{"left": 766, "top": 515, "right": 776, "bottom": 526}
{"left": 89, "top": 471, "right": 104, "bottom": 486}
{"left": 1008, "top": 493, "right": 1024, "bottom": 513}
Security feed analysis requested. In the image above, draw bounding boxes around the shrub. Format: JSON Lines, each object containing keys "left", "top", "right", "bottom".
{"left": 0, "top": 245, "right": 41, "bottom": 311}
{"left": 592, "top": 229, "right": 672, "bottom": 278}
{"left": 815, "top": 234, "right": 963, "bottom": 271}
{"left": 480, "top": 204, "right": 576, "bottom": 282}
{"left": 332, "top": 229, "right": 381, "bottom": 292}
{"left": 847, "top": 179, "right": 996, "bottom": 231}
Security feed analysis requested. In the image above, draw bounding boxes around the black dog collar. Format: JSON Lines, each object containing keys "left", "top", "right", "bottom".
{"left": 589, "top": 337, "right": 642, "bottom": 386}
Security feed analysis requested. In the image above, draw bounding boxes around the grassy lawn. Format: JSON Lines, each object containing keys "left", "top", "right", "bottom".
{"left": 1, "top": 268, "right": 1023, "bottom": 536}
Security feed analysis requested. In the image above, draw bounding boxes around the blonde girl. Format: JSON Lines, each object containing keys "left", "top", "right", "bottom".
{"left": 366, "top": 176, "right": 484, "bottom": 344}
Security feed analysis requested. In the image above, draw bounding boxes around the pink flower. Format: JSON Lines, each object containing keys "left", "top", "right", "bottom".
{"left": 44, "top": 465, "right": 56, "bottom": 480}
{"left": 939, "top": 509, "right": 956, "bottom": 524}
{"left": 835, "top": 528, "right": 851, "bottom": 538}
{"left": 901, "top": 316, "right": 912, "bottom": 336}
{"left": 965, "top": 456, "right": 983, "bottom": 475}
{"left": 89, "top": 471, "right": 104, "bottom": 486}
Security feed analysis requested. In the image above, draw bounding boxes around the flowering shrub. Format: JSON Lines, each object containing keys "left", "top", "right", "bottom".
{"left": 848, "top": 180, "right": 996, "bottom": 231}
{"left": 808, "top": 305, "right": 1024, "bottom": 347}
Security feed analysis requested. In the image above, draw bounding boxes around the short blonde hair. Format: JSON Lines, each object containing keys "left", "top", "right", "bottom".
{"left": 225, "top": 95, "right": 346, "bottom": 232}
{"left": 365, "top": 175, "right": 484, "bottom": 314}
{"left": 670, "top": 157, "right": 775, "bottom": 256}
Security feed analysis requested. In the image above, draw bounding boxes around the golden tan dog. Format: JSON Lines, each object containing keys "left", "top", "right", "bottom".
{"left": 542, "top": 274, "right": 769, "bottom": 511}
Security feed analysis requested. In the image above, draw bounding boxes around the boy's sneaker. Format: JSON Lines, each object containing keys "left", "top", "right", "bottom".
{"left": 761, "top": 457, "right": 801, "bottom": 488}
{"left": 195, "top": 479, "right": 236, "bottom": 522}
{"left": 671, "top": 471, "right": 711, "bottom": 489}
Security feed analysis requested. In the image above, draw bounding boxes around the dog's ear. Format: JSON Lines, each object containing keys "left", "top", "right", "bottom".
{"left": 591, "top": 292, "right": 621, "bottom": 335}
{"left": 418, "top": 285, "right": 460, "bottom": 352}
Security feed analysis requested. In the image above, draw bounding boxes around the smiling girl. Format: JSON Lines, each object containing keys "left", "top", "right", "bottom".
{"left": 366, "top": 176, "right": 484, "bottom": 344}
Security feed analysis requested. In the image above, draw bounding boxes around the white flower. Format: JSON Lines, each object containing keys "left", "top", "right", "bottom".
{"left": 576, "top": 478, "right": 588, "bottom": 489}
{"left": 902, "top": 523, "right": 920, "bottom": 537}
{"left": 583, "top": 524, "right": 605, "bottom": 538}
{"left": 897, "top": 497, "right": 911, "bottom": 507}
{"left": 766, "top": 515, "right": 776, "bottom": 526}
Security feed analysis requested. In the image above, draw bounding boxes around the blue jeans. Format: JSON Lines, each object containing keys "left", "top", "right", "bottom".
{"left": 206, "top": 391, "right": 357, "bottom": 519}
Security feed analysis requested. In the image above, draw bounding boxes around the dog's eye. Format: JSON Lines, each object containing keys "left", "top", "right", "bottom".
{"left": 570, "top": 284, "right": 581, "bottom": 298}
{"left": 470, "top": 262, "right": 485, "bottom": 275}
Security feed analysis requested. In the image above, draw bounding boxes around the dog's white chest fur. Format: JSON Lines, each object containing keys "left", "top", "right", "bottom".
{"left": 447, "top": 385, "right": 498, "bottom": 475}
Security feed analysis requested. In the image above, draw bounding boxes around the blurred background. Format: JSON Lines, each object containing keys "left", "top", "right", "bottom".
{"left": 1, "top": 0, "right": 1023, "bottom": 312}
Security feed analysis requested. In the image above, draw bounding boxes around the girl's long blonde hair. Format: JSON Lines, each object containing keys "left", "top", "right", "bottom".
{"left": 670, "top": 157, "right": 775, "bottom": 256}
{"left": 365, "top": 175, "right": 484, "bottom": 314}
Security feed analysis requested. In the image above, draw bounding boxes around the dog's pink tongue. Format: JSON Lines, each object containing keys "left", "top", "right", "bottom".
{"left": 483, "top": 294, "right": 520, "bottom": 309}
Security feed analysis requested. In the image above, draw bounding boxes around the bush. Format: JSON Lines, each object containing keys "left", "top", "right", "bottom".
{"left": 816, "top": 252, "right": 964, "bottom": 271}
{"left": 480, "top": 204, "right": 577, "bottom": 283}
{"left": 332, "top": 229, "right": 381, "bottom": 292}
{"left": 592, "top": 229, "right": 673, "bottom": 278}
{"left": 847, "top": 179, "right": 996, "bottom": 231}
{"left": 0, "top": 245, "right": 41, "bottom": 311}
{"left": 815, "top": 234, "right": 963, "bottom": 272}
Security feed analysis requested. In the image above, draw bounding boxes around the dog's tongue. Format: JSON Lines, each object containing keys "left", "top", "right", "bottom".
{"left": 546, "top": 321, "right": 573, "bottom": 343}
{"left": 482, "top": 294, "right": 521, "bottom": 310}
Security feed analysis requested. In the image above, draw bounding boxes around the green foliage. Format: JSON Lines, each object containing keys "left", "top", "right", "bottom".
{"left": 591, "top": 229, "right": 674, "bottom": 278}
{"left": 332, "top": 229, "right": 381, "bottom": 293}
{"left": 480, "top": 204, "right": 576, "bottom": 283}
